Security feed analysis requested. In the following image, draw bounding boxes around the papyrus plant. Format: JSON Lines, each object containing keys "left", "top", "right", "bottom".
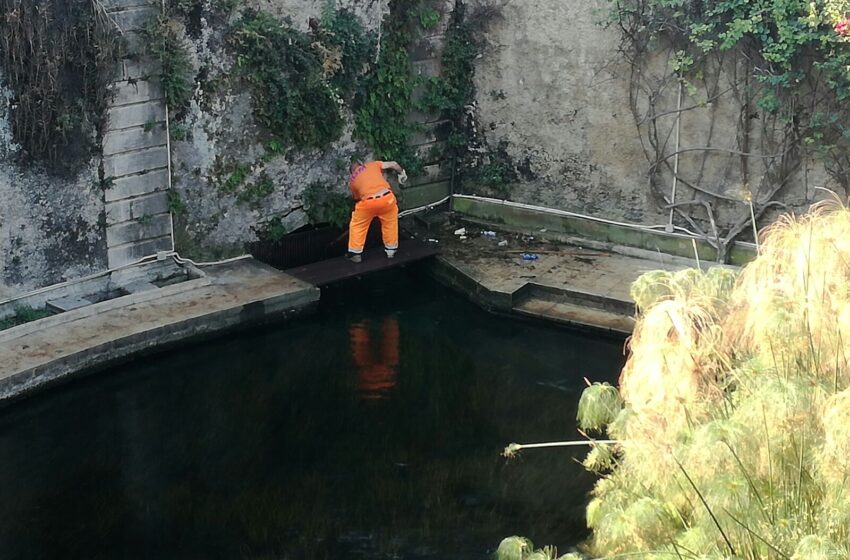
{"left": 578, "top": 201, "right": 850, "bottom": 559}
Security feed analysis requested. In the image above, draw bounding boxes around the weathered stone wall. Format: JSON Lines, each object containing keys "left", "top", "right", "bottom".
{"left": 0, "top": 0, "right": 172, "bottom": 298}
{"left": 466, "top": 0, "right": 838, "bottom": 240}
{"left": 170, "top": 0, "right": 386, "bottom": 258}
{"left": 0, "top": 80, "right": 107, "bottom": 299}
{"left": 170, "top": 0, "right": 456, "bottom": 258}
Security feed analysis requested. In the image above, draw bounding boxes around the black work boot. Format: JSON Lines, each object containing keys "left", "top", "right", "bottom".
{"left": 347, "top": 252, "right": 362, "bottom": 263}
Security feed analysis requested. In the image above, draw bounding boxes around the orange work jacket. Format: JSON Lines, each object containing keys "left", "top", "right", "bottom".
{"left": 349, "top": 161, "right": 390, "bottom": 200}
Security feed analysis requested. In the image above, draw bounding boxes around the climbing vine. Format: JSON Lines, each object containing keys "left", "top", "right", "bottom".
{"left": 418, "top": 1, "right": 510, "bottom": 195}
{"left": 608, "top": 0, "right": 850, "bottom": 258}
{"left": 354, "top": 0, "right": 423, "bottom": 174}
{"left": 145, "top": 15, "right": 194, "bottom": 120}
{"left": 0, "top": 0, "right": 122, "bottom": 173}
{"left": 232, "top": 7, "right": 372, "bottom": 151}
{"left": 419, "top": 1, "right": 476, "bottom": 161}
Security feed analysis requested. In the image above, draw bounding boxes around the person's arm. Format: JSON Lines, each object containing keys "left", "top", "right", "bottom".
{"left": 381, "top": 161, "right": 404, "bottom": 174}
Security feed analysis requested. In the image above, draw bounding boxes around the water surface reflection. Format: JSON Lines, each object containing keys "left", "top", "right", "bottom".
{"left": 0, "top": 269, "right": 625, "bottom": 559}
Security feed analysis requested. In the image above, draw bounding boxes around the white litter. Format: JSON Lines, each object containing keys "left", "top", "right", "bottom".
{"left": 460, "top": 236, "right": 467, "bottom": 240}
{"left": 454, "top": 228, "right": 467, "bottom": 236}
{"left": 498, "top": 240, "right": 508, "bottom": 247}
{"left": 481, "top": 230, "right": 496, "bottom": 237}
{"left": 428, "top": 238, "right": 439, "bottom": 243}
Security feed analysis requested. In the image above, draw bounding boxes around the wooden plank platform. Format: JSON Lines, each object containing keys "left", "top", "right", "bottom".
{"left": 285, "top": 240, "right": 439, "bottom": 287}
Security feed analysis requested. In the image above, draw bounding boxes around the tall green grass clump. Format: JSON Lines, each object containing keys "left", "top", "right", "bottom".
{"left": 573, "top": 202, "right": 850, "bottom": 558}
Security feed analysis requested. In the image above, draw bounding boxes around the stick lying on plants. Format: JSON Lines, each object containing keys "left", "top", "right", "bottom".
{"left": 503, "top": 439, "right": 618, "bottom": 459}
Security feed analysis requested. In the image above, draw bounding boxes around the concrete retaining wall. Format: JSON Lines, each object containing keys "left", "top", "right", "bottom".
{"left": 452, "top": 195, "right": 757, "bottom": 266}
{"left": 466, "top": 0, "right": 837, "bottom": 238}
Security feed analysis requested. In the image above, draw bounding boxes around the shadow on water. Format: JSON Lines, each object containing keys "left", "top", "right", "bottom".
{"left": 0, "top": 268, "right": 626, "bottom": 560}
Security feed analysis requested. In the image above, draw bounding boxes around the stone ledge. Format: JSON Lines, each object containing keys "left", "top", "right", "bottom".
{"left": 0, "top": 260, "right": 194, "bottom": 323}
{"left": 0, "top": 260, "right": 319, "bottom": 404}
{"left": 452, "top": 195, "right": 758, "bottom": 266}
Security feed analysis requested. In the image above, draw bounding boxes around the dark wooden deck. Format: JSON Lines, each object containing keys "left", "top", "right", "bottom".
{"left": 284, "top": 240, "right": 439, "bottom": 286}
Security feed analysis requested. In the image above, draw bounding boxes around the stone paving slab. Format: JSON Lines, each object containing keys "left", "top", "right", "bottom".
{"left": 428, "top": 225, "right": 693, "bottom": 303}
{"left": 414, "top": 215, "right": 728, "bottom": 332}
{"left": 0, "top": 259, "right": 319, "bottom": 403}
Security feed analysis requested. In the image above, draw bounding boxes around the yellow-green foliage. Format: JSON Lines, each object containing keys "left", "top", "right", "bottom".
{"left": 495, "top": 537, "right": 579, "bottom": 560}
{"left": 579, "top": 202, "right": 850, "bottom": 558}
{"left": 576, "top": 383, "right": 622, "bottom": 433}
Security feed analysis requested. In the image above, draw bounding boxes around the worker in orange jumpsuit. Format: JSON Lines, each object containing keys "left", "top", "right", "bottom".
{"left": 350, "top": 317, "right": 400, "bottom": 401}
{"left": 347, "top": 159, "right": 406, "bottom": 263}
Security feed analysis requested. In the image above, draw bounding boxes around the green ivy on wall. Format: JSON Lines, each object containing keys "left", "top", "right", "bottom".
{"left": 233, "top": 10, "right": 344, "bottom": 150}
{"left": 354, "top": 0, "right": 423, "bottom": 174}
{"left": 232, "top": 7, "right": 373, "bottom": 151}
{"left": 419, "top": 1, "right": 476, "bottom": 160}
{"left": 145, "top": 16, "right": 195, "bottom": 121}
{"left": 609, "top": 0, "right": 850, "bottom": 170}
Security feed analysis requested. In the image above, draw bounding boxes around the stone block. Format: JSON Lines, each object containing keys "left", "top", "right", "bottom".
{"left": 407, "top": 108, "right": 444, "bottom": 126}
{"left": 46, "top": 296, "right": 93, "bottom": 313}
{"left": 111, "top": 6, "right": 158, "bottom": 32}
{"left": 106, "top": 193, "right": 168, "bottom": 225}
{"left": 108, "top": 101, "right": 166, "bottom": 130}
{"left": 412, "top": 58, "right": 441, "bottom": 79}
{"left": 409, "top": 120, "right": 452, "bottom": 146}
{"left": 400, "top": 181, "right": 451, "bottom": 210}
{"left": 103, "top": 125, "right": 167, "bottom": 156}
{"left": 103, "top": 0, "right": 155, "bottom": 9}
{"left": 406, "top": 163, "right": 450, "bottom": 187}
{"left": 106, "top": 199, "right": 133, "bottom": 224}
{"left": 110, "top": 79, "right": 163, "bottom": 106}
{"left": 106, "top": 213, "right": 172, "bottom": 246}
{"left": 122, "top": 59, "right": 160, "bottom": 81}
{"left": 105, "top": 169, "right": 169, "bottom": 201}
{"left": 121, "top": 280, "right": 159, "bottom": 294}
{"left": 411, "top": 35, "right": 445, "bottom": 60}
{"left": 130, "top": 191, "right": 169, "bottom": 218}
{"left": 104, "top": 146, "right": 168, "bottom": 178}
{"left": 121, "top": 31, "right": 148, "bottom": 57}
{"left": 107, "top": 236, "right": 173, "bottom": 268}
{"left": 414, "top": 141, "right": 447, "bottom": 165}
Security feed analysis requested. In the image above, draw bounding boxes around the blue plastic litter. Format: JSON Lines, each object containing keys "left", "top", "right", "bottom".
{"left": 520, "top": 253, "right": 539, "bottom": 261}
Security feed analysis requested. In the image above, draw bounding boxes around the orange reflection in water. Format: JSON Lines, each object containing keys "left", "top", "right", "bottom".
{"left": 349, "top": 317, "right": 399, "bottom": 401}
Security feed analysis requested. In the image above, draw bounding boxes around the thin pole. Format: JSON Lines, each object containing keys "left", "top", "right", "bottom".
{"left": 667, "top": 80, "right": 684, "bottom": 233}
{"left": 503, "top": 439, "right": 618, "bottom": 458}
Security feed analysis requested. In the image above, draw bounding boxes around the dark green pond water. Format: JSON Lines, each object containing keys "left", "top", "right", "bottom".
{"left": 0, "top": 269, "right": 625, "bottom": 560}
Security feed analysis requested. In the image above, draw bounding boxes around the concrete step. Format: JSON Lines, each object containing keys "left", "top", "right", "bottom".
{"left": 121, "top": 280, "right": 159, "bottom": 294}
{"left": 513, "top": 297, "right": 635, "bottom": 335}
{"left": 46, "top": 296, "right": 94, "bottom": 313}
{"left": 513, "top": 282, "right": 635, "bottom": 317}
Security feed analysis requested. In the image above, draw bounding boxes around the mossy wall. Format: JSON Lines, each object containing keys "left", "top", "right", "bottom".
{"left": 167, "top": 0, "right": 457, "bottom": 259}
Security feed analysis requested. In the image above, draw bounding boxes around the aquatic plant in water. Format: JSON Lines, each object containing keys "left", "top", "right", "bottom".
{"left": 570, "top": 201, "right": 850, "bottom": 558}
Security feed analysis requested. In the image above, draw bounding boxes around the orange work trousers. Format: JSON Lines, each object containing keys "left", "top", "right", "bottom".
{"left": 347, "top": 192, "right": 399, "bottom": 254}
{"left": 350, "top": 318, "right": 399, "bottom": 400}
